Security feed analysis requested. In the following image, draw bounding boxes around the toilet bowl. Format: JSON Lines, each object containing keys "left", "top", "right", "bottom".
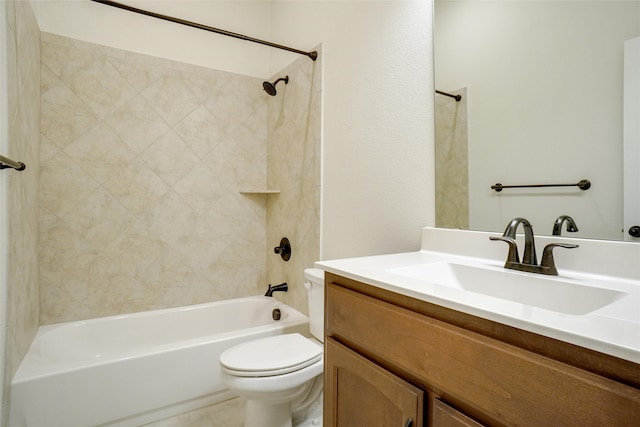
{"left": 219, "top": 268, "right": 325, "bottom": 427}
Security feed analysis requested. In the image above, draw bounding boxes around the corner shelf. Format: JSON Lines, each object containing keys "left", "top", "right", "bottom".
{"left": 239, "top": 189, "right": 281, "bottom": 195}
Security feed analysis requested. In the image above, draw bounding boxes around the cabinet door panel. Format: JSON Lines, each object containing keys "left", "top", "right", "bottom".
{"left": 433, "top": 400, "right": 485, "bottom": 427}
{"left": 324, "top": 338, "right": 423, "bottom": 427}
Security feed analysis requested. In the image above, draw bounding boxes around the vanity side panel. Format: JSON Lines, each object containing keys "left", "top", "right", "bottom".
{"left": 326, "top": 278, "right": 640, "bottom": 427}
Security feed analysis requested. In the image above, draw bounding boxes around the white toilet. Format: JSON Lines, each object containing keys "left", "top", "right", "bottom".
{"left": 219, "top": 268, "right": 325, "bottom": 427}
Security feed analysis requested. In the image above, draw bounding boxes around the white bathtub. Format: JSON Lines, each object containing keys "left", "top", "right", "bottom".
{"left": 9, "top": 296, "right": 310, "bottom": 427}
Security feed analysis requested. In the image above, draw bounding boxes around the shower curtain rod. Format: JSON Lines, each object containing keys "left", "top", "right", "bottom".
{"left": 90, "top": 0, "right": 318, "bottom": 61}
{"left": 436, "top": 90, "right": 462, "bottom": 102}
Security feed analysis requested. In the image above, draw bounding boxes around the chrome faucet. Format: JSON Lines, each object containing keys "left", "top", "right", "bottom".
{"left": 552, "top": 215, "right": 579, "bottom": 236}
{"left": 491, "top": 217, "right": 578, "bottom": 275}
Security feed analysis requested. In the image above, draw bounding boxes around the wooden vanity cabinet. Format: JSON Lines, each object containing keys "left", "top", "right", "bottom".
{"left": 323, "top": 272, "right": 640, "bottom": 427}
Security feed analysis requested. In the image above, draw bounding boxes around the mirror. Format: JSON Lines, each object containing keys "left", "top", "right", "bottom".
{"left": 434, "top": 0, "right": 640, "bottom": 242}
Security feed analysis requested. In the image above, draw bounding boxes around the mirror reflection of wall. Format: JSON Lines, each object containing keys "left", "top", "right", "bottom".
{"left": 435, "top": 88, "right": 468, "bottom": 230}
{"left": 434, "top": 1, "right": 640, "bottom": 241}
{"left": 623, "top": 37, "right": 640, "bottom": 242}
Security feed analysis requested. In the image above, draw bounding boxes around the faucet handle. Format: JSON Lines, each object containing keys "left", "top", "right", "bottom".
{"left": 273, "top": 237, "right": 291, "bottom": 261}
{"left": 490, "top": 236, "right": 520, "bottom": 266}
{"left": 539, "top": 243, "right": 579, "bottom": 275}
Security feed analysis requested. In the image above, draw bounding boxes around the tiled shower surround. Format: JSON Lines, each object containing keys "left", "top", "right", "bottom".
{"left": 39, "top": 32, "right": 321, "bottom": 324}
{"left": 266, "top": 49, "right": 322, "bottom": 316}
{"left": 435, "top": 87, "right": 468, "bottom": 230}
{"left": 4, "top": 0, "right": 41, "bottom": 420}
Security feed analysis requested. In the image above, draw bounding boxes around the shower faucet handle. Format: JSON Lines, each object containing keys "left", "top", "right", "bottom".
{"left": 274, "top": 237, "right": 291, "bottom": 261}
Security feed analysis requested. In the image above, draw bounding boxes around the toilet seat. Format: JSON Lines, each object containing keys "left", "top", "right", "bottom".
{"left": 220, "top": 333, "right": 323, "bottom": 377}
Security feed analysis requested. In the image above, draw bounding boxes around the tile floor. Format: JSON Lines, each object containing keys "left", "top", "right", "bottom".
{"left": 143, "top": 395, "right": 323, "bottom": 427}
{"left": 144, "top": 397, "right": 245, "bottom": 427}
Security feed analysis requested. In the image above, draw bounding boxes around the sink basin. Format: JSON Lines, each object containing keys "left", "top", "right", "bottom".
{"left": 387, "top": 262, "right": 626, "bottom": 315}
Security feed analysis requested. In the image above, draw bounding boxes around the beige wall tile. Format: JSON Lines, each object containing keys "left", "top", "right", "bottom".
{"left": 141, "top": 72, "right": 200, "bottom": 126}
{"left": 39, "top": 35, "right": 275, "bottom": 323}
{"left": 101, "top": 158, "right": 170, "bottom": 218}
{"left": 266, "top": 48, "right": 322, "bottom": 315}
{"left": 63, "top": 123, "right": 138, "bottom": 184}
{"left": 141, "top": 130, "right": 199, "bottom": 186}
{"left": 66, "top": 57, "right": 138, "bottom": 119}
{"left": 104, "top": 96, "right": 170, "bottom": 154}
{"left": 38, "top": 34, "right": 320, "bottom": 325}
{"left": 40, "top": 151, "right": 103, "bottom": 218}
{"left": 41, "top": 82, "right": 99, "bottom": 149}
{"left": 174, "top": 105, "right": 228, "bottom": 158}
{"left": 41, "top": 36, "right": 98, "bottom": 82}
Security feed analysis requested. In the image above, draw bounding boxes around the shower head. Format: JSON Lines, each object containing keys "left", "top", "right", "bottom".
{"left": 263, "top": 76, "right": 289, "bottom": 96}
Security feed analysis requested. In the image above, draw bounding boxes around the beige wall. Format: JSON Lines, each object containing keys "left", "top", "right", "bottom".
{"left": 39, "top": 33, "right": 273, "bottom": 323}
{"left": 2, "top": 0, "right": 40, "bottom": 423}
{"left": 32, "top": 0, "right": 273, "bottom": 78}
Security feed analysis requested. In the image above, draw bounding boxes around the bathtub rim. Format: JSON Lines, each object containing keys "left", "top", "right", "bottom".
{"left": 13, "top": 296, "right": 310, "bottom": 381}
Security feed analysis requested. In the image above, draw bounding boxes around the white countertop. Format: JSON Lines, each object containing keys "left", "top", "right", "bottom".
{"left": 316, "top": 228, "right": 640, "bottom": 364}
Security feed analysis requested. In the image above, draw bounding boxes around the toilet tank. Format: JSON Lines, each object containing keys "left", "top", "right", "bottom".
{"left": 304, "top": 268, "right": 325, "bottom": 342}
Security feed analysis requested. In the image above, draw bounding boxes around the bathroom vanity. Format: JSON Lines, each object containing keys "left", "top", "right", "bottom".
{"left": 318, "top": 228, "right": 640, "bottom": 427}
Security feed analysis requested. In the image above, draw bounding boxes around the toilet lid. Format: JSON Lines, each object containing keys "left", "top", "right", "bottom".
{"left": 220, "top": 333, "right": 323, "bottom": 376}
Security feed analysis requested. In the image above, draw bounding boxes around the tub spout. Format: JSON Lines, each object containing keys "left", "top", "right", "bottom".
{"left": 265, "top": 282, "right": 288, "bottom": 297}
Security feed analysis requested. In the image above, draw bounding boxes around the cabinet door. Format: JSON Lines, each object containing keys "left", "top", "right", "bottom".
{"left": 324, "top": 338, "right": 423, "bottom": 427}
{"left": 432, "top": 400, "right": 485, "bottom": 427}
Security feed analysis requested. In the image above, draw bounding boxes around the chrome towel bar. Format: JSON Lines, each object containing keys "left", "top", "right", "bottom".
{"left": 0, "top": 154, "right": 26, "bottom": 171}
